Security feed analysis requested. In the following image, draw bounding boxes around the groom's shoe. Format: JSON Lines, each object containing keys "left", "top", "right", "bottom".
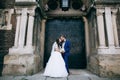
{"left": 68, "top": 73, "right": 70, "bottom": 76}
{"left": 68, "top": 72, "right": 70, "bottom": 76}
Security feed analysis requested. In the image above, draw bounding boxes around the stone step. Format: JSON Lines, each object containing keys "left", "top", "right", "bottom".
{"left": 0, "top": 70, "right": 120, "bottom": 80}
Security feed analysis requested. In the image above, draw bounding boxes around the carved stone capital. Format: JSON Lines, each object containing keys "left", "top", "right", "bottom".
{"left": 105, "top": 7, "right": 111, "bottom": 15}
{"left": 28, "top": 10, "right": 35, "bottom": 16}
{"left": 21, "top": 8, "right": 27, "bottom": 16}
{"left": 96, "top": 9, "right": 105, "bottom": 16}
{"left": 111, "top": 9, "right": 118, "bottom": 15}
{"left": 27, "top": 7, "right": 36, "bottom": 16}
{"left": 82, "top": 16, "right": 87, "bottom": 22}
{"left": 42, "top": 19, "right": 46, "bottom": 23}
{"left": 6, "top": 9, "right": 14, "bottom": 14}
{"left": 15, "top": 8, "right": 22, "bottom": 15}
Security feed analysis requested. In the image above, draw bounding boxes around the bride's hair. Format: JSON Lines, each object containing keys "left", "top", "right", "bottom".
{"left": 56, "top": 39, "right": 60, "bottom": 47}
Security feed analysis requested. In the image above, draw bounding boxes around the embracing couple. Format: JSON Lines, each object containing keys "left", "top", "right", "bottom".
{"left": 43, "top": 34, "right": 71, "bottom": 77}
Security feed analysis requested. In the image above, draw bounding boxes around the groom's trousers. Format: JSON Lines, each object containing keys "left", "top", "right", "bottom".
{"left": 62, "top": 54, "right": 69, "bottom": 73}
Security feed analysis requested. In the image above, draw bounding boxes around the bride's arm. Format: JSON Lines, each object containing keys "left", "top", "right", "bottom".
{"left": 54, "top": 48, "right": 60, "bottom": 52}
{"left": 54, "top": 43, "right": 60, "bottom": 52}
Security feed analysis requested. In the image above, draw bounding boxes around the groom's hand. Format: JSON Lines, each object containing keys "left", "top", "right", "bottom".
{"left": 60, "top": 49, "right": 65, "bottom": 54}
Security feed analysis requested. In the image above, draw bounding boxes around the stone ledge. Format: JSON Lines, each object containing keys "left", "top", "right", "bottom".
{"left": 95, "top": 0, "right": 120, "bottom": 4}
{"left": 15, "top": 2, "right": 37, "bottom": 6}
{"left": 88, "top": 54, "right": 120, "bottom": 78}
{"left": 2, "top": 54, "right": 41, "bottom": 76}
{"left": 9, "top": 47, "right": 34, "bottom": 55}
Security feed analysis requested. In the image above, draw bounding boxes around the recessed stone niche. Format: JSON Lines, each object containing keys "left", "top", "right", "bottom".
{"left": 0, "top": 9, "right": 13, "bottom": 30}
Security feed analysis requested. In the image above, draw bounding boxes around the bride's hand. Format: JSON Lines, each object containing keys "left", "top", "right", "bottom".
{"left": 55, "top": 48, "right": 60, "bottom": 52}
{"left": 61, "top": 51, "right": 65, "bottom": 54}
{"left": 60, "top": 48, "right": 65, "bottom": 53}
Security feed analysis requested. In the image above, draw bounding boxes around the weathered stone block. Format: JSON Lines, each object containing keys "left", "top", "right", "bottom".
{"left": 2, "top": 54, "right": 41, "bottom": 76}
{"left": 88, "top": 54, "right": 120, "bottom": 78}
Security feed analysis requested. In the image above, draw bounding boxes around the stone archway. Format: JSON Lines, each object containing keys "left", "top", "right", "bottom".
{"left": 41, "top": 17, "right": 89, "bottom": 68}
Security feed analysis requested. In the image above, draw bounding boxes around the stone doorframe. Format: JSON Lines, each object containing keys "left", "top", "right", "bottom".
{"left": 40, "top": 17, "right": 90, "bottom": 68}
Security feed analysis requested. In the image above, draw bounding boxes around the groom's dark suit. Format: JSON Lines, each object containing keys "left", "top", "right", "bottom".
{"left": 62, "top": 40, "right": 70, "bottom": 73}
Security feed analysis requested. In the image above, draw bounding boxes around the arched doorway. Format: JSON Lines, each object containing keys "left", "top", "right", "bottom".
{"left": 44, "top": 18, "right": 87, "bottom": 69}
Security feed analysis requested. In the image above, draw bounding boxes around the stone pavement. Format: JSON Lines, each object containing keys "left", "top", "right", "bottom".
{"left": 0, "top": 69, "right": 120, "bottom": 80}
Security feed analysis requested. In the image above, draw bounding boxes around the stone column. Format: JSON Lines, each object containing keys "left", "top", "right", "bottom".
{"left": 9, "top": 8, "right": 37, "bottom": 54}
{"left": 18, "top": 8, "right": 28, "bottom": 48}
{"left": 14, "top": 13, "right": 21, "bottom": 47}
{"left": 83, "top": 17, "right": 90, "bottom": 58}
{"left": 40, "top": 19, "right": 46, "bottom": 59}
{"left": 26, "top": 11, "right": 35, "bottom": 49}
{"left": 105, "top": 7, "right": 115, "bottom": 48}
{"left": 96, "top": 9, "right": 106, "bottom": 48}
{"left": 112, "top": 9, "right": 119, "bottom": 47}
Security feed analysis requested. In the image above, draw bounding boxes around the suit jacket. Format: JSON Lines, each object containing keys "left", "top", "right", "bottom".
{"left": 64, "top": 40, "right": 71, "bottom": 56}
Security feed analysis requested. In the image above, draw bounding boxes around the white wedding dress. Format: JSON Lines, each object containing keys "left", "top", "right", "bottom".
{"left": 43, "top": 42, "right": 68, "bottom": 77}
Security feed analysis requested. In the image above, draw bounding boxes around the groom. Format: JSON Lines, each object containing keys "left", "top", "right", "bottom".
{"left": 60, "top": 34, "right": 71, "bottom": 74}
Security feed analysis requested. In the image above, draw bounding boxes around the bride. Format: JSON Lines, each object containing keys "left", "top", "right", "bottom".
{"left": 43, "top": 38, "right": 68, "bottom": 77}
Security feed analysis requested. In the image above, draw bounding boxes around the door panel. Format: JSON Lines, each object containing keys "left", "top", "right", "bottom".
{"left": 44, "top": 19, "right": 86, "bottom": 69}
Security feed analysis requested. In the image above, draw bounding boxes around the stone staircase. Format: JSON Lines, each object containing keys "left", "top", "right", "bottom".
{"left": 0, "top": 30, "right": 15, "bottom": 76}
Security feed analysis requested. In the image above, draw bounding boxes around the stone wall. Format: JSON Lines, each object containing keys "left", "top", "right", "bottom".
{"left": 87, "top": 1, "right": 120, "bottom": 77}
{"left": 2, "top": 7, "right": 43, "bottom": 75}
{"left": 0, "top": 0, "right": 15, "bottom": 9}
{"left": 0, "top": 14, "right": 16, "bottom": 76}
{"left": 88, "top": 54, "right": 120, "bottom": 78}
{"left": 2, "top": 54, "right": 40, "bottom": 75}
